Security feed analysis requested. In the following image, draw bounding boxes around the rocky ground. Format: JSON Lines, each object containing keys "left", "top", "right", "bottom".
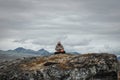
{"left": 0, "top": 53, "right": 118, "bottom": 80}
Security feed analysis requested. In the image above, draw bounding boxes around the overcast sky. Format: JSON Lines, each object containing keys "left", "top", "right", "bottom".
{"left": 0, "top": 0, "right": 120, "bottom": 54}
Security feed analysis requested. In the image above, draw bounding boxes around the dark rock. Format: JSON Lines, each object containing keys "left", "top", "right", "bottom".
{"left": 44, "top": 62, "right": 58, "bottom": 66}
{"left": 54, "top": 51, "right": 66, "bottom": 54}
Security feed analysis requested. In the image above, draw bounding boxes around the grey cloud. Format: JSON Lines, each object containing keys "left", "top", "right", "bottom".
{"left": 13, "top": 39, "right": 27, "bottom": 44}
{"left": 29, "top": 35, "right": 67, "bottom": 45}
{"left": 0, "top": 0, "right": 34, "bottom": 12}
{"left": 0, "top": 0, "right": 120, "bottom": 53}
{"left": 63, "top": 38, "right": 92, "bottom": 46}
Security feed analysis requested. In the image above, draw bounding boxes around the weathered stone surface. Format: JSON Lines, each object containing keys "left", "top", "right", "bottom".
{"left": 0, "top": 53, "right": 118, "bottom": 80}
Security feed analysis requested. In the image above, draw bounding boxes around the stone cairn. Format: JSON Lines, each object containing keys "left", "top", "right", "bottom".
{"left": 54, "top": 41, "right": 65, "bottom": 54}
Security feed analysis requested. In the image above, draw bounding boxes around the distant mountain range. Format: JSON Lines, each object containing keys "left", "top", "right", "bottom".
{"left": 0, "top": 47, "right": 80, "bottom": 62}
{"left": 0, "top": 47, "right": 51, "bottom": 62}
{"left": 1, "top": 47, "right": 51, "bottom": 55}
{"left": 1, "top": 47, "right": 120, "bottom": 61}
{"left": 13, "top": 47, "right": 50, "bottom": 56}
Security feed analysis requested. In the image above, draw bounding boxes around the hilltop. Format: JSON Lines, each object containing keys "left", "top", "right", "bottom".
{"left": 0, "top": 53, "right": 118, "bottom": 80}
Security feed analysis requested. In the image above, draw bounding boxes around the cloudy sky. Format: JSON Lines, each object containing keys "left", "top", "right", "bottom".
{"left": 0, "top": 0, "right": 120, "bottom": 54}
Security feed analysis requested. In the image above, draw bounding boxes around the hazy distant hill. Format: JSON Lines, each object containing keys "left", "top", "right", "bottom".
{"left": 117, "top": 56, "right": 120, "bottom": 60}
{"left": 0, "top": 47, "right": 51, "bottom": 62}
{"left": 0, "top": 47, "right": 81, "bottom": 62}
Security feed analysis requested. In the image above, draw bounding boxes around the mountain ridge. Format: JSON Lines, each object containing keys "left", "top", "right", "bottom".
{"left": 0, "top": 47, "right": 51, "bottom": 62}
